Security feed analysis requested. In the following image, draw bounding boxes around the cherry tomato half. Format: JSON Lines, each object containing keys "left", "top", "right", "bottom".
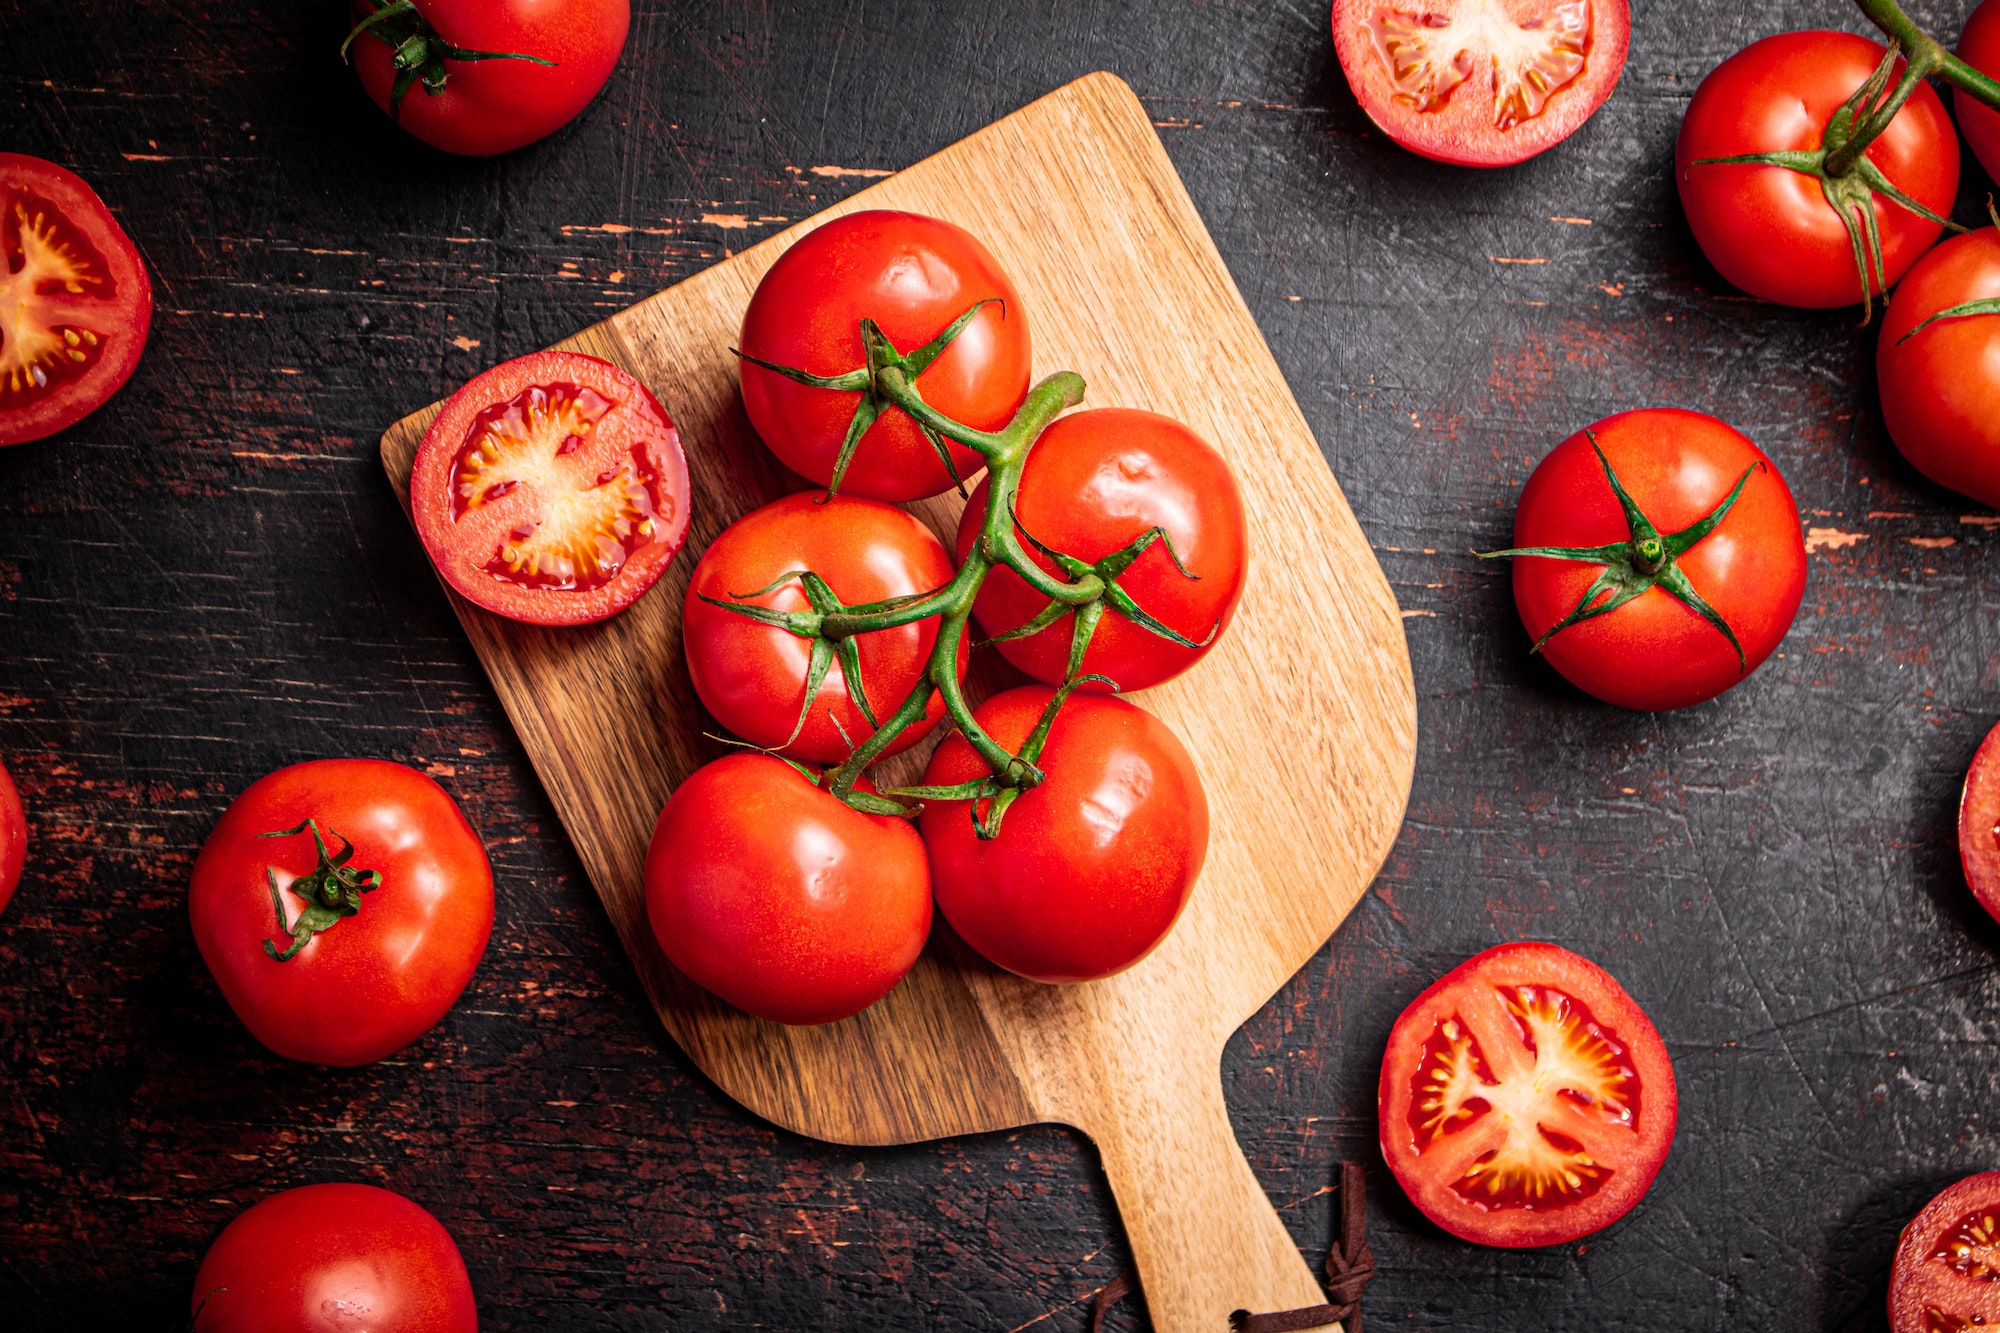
{"left": 190, "top": 760, "right": 494, "bottom": 1067}
{"left": 0, "top": 757, "right": 23, "bottom": 918}
{"left": 1957, "top": 717, "right": 2000, "bottom": 927}
{"left": 348, "top": 0, "right": 630, "bottom": 156}
{"left": 1676, "top": 31, "right": 1957, "bottom": 309}
{"left": 643, "top": 754, "right": 931, "bottom": 1026}
{"left": 920, "top": 686, "right": 1206, "bottom": 984}
{"left": 0, "top": 154, "right": 152, "bottom": 447}
{"left": 1329, "top": 0, "right": 1630, "bottom": 167}
{"left": 959, "top": 408, "right": 1248, "bottom": 693}
{"left": 192, "top": 1183, "right": 477, "bottom": 1333}
{"left": 684, "top": 492, "right": 964, "bottom": 764}
{"left": 1503, "top": 408, "right": 1806, "bottom": 711}
{"left": 1378, "top": 941, "right": 1678, "bottom": 1248}
{"left": 1889, "top": 1172, "right": 2000, "bottom": 1332}
{"left": 411, "top": 350, "right": 691, "bottom": 626}
{"left": 1958, "top": 0, "right": 2000, "bottom": 186}
{"left": 1879, "top": 225, "right": 2000, "bottom": 509}
{"left": 738, "top": 211, "right": 1031, "bottom": 502}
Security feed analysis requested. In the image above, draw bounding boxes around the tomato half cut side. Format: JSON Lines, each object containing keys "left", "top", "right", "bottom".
{"left": 0, "top": 154, "right": 152, "bottom": 447}
{"left": 1889, "top": 1172, "right": 2000, "bottom": 1333}
{"left": 1958, "top": 718, "right": 2000, "bottom": 927}
{"left": 1330, "top": 0, "right": 1630, "bottom": 166}
{"left": 411, "top": 350, "right": 691, "bottom": 625}
{"left": 1378, "top": 941, "right": 1677, "bottom": 1247}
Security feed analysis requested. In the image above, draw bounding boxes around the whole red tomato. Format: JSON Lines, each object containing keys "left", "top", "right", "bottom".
{"left": 0, "top": 154, "right": 152, "bottom": 447}
{"left": 0, "top": 757, "right": 23, "bottom": 917}
{"left": 1676, "top": 31, "right": 1957, "bottom": 309}
{"left": 1496, "top": 409, "right": 1805, "bottom": 711}
{"left": 190, "top": 760, "right": 493, "bottom": 1066}
{"left": 683, "top": 492, "right": 964, "bottom": 763}
{"left": 643, "top": 754, "right": 931, "bottom": 1025}
{"left": 347, "top": 0, "right": 630, "bottom": 156}
{"left": 192, "top": 1183, "right": 477, "bottom": 1333}
{"left": 1959, "top": 0, "right": 2000, "bottom": 184}
{"left": 738, "top": 211, "right": 1031, "bottom": 502}
{"left": 920, "top": 687, "right": 1206, "bottom": 984}
{"left": 1878, "top": 225, "right": 2000, "bottom": 507}
{"left": 959, "top": 408, "right": 1248, "bottom": 693}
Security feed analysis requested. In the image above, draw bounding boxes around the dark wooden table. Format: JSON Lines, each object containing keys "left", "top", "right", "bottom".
{"left": 4, "top": 1, "right": 1995, "bottom": 1329}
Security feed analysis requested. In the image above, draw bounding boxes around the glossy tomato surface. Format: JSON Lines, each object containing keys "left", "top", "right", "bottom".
{"left": 643, "top": 754, "right": 930, "bottom": 1026}
{"left": 920, "top": 687, "right": 1206, "bottom": 984}
{"left": 1378, "top": 942, "right": 1678, "bottom": 1248}
{"left": 1889, "top": 1172, "right": 2000, "bottom": 1332}
{"left": 1509, "top": 408, "right": 1805, "bottom": 711}
{"left": 1879, "top": 226, "right": 2000, "bottom": 508}
{"left": 684, "top": 492, "right": 963, "bottom": 764}
{"left": 189, "top": 760, "right": 493, "bottom": 1066}
{"left": 0, "top": 154, "right": 152, "bottom": 446}
{"left": 1330, "top": 0, "right": 1629, "bottom": 166}
{"left": 1958, "top": 717, "right": 2000, "bottom": 926}
{"left": 1958, "top": 0, "right": 2000, "bottom": 185}
{"left": 411, "top": 350, "right": 691, "bottom": 626}
{"left": 0, "top": 757, "right": 23, "bottom": 917}
{"left": 349, "top": 0, "right": 629, "bottom": 156}
{"left": 738, "top": 211, "right": 1030, "bottom": 502}
{"left": 960, "top": 408, "right": 1248, "bottom": 693}
{"left": 192, "top": 1183, "right": 477, "bottom": 1333}
{"left": 1676, "top": 31, "right": 1958, "bottom": 309}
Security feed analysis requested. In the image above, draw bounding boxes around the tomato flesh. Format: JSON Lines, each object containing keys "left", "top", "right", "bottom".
{"left": 1957, "top": 718, "right": 2000, "bottom": 928}
{"left": 1890, "top": 1173, "right": 2000, "bottom": 1333}
{"left": 1379, "top": 942, "right": 1677, "bottom": 1247}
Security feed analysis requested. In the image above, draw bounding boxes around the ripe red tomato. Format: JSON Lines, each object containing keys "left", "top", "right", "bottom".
{"left": 683, "top": 492, "right": 964, "bottom": 764}
{"left": 189, "top": 760, "right": 493, "bottom": 1067}
{"left": 192, "top": 1183, "right": 476, "bottom": 1333}
{"left": 347, "top": 0, "right": 629, "bottom": 156}
{"left": 1878, "top": 225, "right": 2000, "bottom": 508}
{"left": 1958, "top": 717, "right": 2000, "bottom": 926}
{"left": 643, "top": 754, "right": 931, "bottom": 1025}
{"left": 738, "top": 211, "right": 1031, "bottom": 502}
{"left": 1378, "top": 942, "right": 1677, "bottom": 1248}
{"left": 411, "top": 350, "right": 691, "bottom": 626}
{"left": 1329, "top": 0, "right": 1630, "bottom": 166}
{"left": 0, "top": 757, "right": 23, "bottom": 918}
{"left": 1675, "top": 31, "right": 1958, "bottom": 309}
{"left": 1890, "top": 1173, "right": 2000, "bottom": 1332}
{"left": 959, "top": 408, "right": 1248, "bottom": 693}
{"left": 0, "top": 154, "right": 152, "bottom": 447}
{"left": 1500, "top": 408, "right": 1805, "bottom": 711}
{"left": 919, "top": 686, "right": 1206, "bottom": 984}
{"left": 1958, "top": 0, "right": 2000, "bottom": 185}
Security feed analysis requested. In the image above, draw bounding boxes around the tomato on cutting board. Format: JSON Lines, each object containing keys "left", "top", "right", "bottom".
{"left": 0, "top": 756, "right": 23, "bottom": 918}
{"left": 1329, "top": 0, "right": 1631, "bottom": 166}
{"left": 0, "top": 153, "right": 151, "bottom": 446}
{"left": 1379, "top": 941, "right": 1677, "bottom": 1247}
{"left": 189, "top": 759, "right": 494, "bottom": 1066}
{"left": 411, "top": 350, "right": 691, "bottom": 626}
{"left": 1879, "top": 221, "right": 2000, "bottom": 510}
{"left": 192, "top": 1183, "right": 477, "bottom": 1333}
{"left": 1889, "top": 1172, "right": 2000, "bottom": 1333}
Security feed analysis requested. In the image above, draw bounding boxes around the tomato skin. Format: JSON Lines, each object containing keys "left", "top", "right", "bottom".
{"left": 411, "top": 350, "right": 691, "bottom": 626}
{"left": 1508, "top": 409, "right": 1806, "bottom": 711}
{"left": 189, "top": 760, "right": 494, "bottom": 1067}
{"left": 1958, "top": 0, "right": 2000, "bottom": 185}
{"left": 1878, "top": 227, "right": 2000, "bottom": 508}
{"left": 192, "top": 1183, "right": 477, "bottom": 1333}
{"left": 0, "top": 757, "right": 23, "bottom": 918}
{"left": 0, "top": 154, "right": 152, "bottom": 447}
{"left": 1378, "top": 942, "right": 1678, "bottom": 1248}
{"left": 739, "top": 211, "right": 1031, "bottom": 502}
{"left": 1958, "top": 717, "right": 2000, "bottom": 927}
{"left": 643, "top": 754, "right": 931, "bottom": 1026}
{"left": 683, "top": 492, "right": 964, "bottom": 764}
{"left": 349, "top": 0, "right": 629, "bottom": 156}
{"left": 958, "top": 408, "right": 1249, "bottom": 693}
{"left": 1675, "top": 31, "right": 1958, "bottom": 309}
{"left": 1329, "top": 0, "right": 1630, "bottom": 167}
{"left": 919, "top": 687, "right": 1206, "bottom": 984}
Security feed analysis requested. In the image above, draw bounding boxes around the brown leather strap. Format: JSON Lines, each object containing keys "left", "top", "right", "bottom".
{"left": 1228, "top": 1162, "right": 1375, "bottom": 1333}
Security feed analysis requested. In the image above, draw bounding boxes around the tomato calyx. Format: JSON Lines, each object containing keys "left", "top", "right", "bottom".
{"left": 341, "top": 0, "right": 558, "bottom": 121}
{"left": 1478, "top": 430, "right": 1760, "bottom": 671}
{"left": 256, "top": 818, "right": 382, "bottom": 962}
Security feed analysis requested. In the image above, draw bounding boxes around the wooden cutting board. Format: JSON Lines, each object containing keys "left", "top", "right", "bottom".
{"left": 381, "top": 71, "right": 1416, "bottom": 1333}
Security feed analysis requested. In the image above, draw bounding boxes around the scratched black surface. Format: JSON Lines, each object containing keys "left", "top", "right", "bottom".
{"left": 3, "top": 1, "right": 1998, "bottom": 1329}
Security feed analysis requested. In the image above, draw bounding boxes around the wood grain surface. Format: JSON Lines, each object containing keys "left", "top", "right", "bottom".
{"left": 378, "top": 72, "right": 1416, "bottom": 1331}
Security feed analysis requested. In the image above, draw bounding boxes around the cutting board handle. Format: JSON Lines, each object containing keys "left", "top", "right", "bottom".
{"left": 1084, "top": 1046, "right": 1335, "bottom": 1333}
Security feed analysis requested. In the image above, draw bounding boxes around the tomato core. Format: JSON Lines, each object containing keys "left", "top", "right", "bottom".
{"left": 1, "top": 189, "right": 117, "bottom": 409}
{"left": 1365, "top": 0, "right": 1593, "bottom": 130}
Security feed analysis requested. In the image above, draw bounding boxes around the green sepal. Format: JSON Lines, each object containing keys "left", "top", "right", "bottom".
{"left": 257, "top": 819, "right": 382, "bottom": 963}
{"left": 1899, "top": 295, "right": 2000, "bottom": 343}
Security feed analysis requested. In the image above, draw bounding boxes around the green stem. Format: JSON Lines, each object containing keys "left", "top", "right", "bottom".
{"left": 1855, "top": 0, "right": 2000, "bottom": 115}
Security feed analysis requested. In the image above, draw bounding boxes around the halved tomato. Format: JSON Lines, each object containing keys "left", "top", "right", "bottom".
{"left": 1378, "top": 941, "right": 1677, "bottom": 1247}
{"left": 0, "top": 154, "right": 152, "bottom": 446}
{"left": 1889, "top": 1172, "right": 2000, "bottom": 1333}
{"left": 1330, "top": 0, "right": 1631, "bottom": 166}
{"left": 0, "top": 756, "right": 23, "bottom": 918}
{"left": 1958, "top": 718, "right": 2000, "bottom": 926}
{"left": 410, "top": 350, "right": 691, "bottom": 625}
